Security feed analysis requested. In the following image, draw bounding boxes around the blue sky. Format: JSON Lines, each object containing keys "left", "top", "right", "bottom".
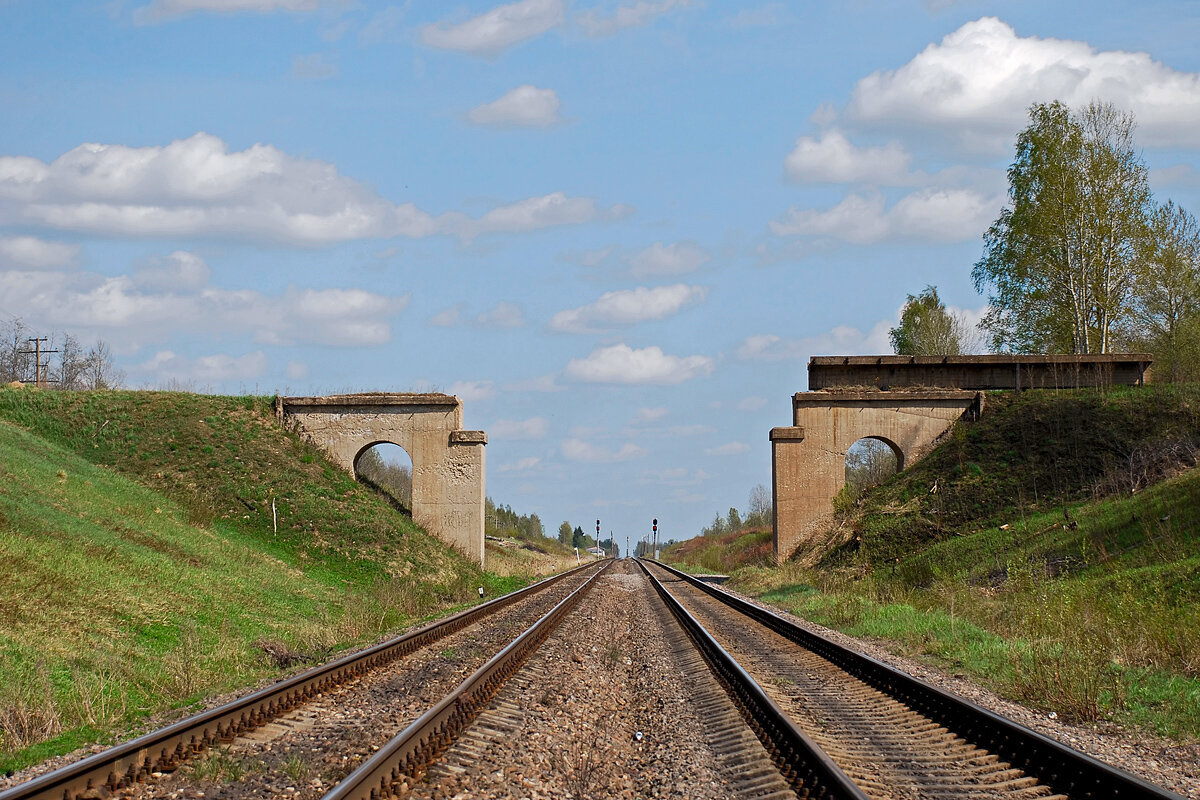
{"left": 3, "top": 0, "right": 1200, "bottom": 545}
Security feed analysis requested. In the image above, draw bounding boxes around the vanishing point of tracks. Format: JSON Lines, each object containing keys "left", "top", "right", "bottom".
{"left": 2, "top": 559, "right": 1186, "bottom": 800}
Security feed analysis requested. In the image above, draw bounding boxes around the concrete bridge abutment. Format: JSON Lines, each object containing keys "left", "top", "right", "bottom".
{"left": 278, "top": 393, "right": 487, "bottom": 565}
{"left": 771, "top": 354, "right": 1153, "bottom": 563}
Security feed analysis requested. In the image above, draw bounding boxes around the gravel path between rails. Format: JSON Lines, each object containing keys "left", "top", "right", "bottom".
{"left": 407, "top": 561, "right": 786, "bottom": 800}
{"left": 713, "top": 579, "right": 1200, "bottom": 799}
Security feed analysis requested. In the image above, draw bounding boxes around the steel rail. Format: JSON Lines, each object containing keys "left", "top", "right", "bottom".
{"left": 636, "top": 559, "right": 868, "bottom": 800}
{"left": 645, "top": 559, "right": 1186, "bottom": 800}
{"left": 322, "top": 559, "right": 614, "bottom": 800}
{"left": 0, "top": 560, "right": 604, "bottom": 800}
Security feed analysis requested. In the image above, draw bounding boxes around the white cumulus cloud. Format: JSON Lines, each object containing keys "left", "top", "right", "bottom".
{"left": 468, "top": 85, "right": 562, "bottom": 128}
{"left": 133, "top": 350, "right": 269, "bottom": 383}
{"left": 0, "top": 134, "right": 617, "bottom": 246}
{"left": 562, "top": 438, "right": 647, "bottom": 463}
{"left": 565, "top": 343, "right": 714, "bottom": 385}
{"left": 549, "top": 284, "right": 707, "bottom": 333}
{"left": 846, "top": 16, "right": 1200, "bottom": 150}
{"left": 0, "top": 133, "right": 436, "bottom": 245}
{"left": 132, "top": 250, "right": 211, "bottom": 291}
{"left": 421, "top": 0, "right": 564, "bottom": 56}
{"left": 442, "top": 192, "right": 628, "bottom": 241}
{"left": 770, "top": 188, "right": 996, "bottom": 244}
{"left": 784, "top": 130, "right": 913, "bottom": 185}
{"left": 629, "top": 241, "right": 709, "bottom": 277}
{"left": 0, "top": 263, "right": 407, "bottom": 349}
{"left": 0, "top": 235, "right": 79, "bottom": 270}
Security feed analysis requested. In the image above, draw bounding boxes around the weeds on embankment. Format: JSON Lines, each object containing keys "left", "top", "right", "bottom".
{"left": 0, "top": 388, "right": 526, "bottom": 774}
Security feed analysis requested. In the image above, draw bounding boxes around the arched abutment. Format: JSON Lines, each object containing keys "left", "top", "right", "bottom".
{"left": 771, "top": 390, "right": 981, "bottom": 562}
{"left": 277, "top": 393, "right": 487, "bottom": 565}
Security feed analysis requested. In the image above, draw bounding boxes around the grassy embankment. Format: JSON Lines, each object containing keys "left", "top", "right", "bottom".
{"left": 668, "top": 385, "right": 1200, "bottom": 740}
{"left": 0, "top": 387, "right": 527, "bottom": 774}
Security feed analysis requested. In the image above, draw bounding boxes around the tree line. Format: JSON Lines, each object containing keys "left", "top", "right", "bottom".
{"left": 2, "top": 318, "right": 124, "bottom": 389}
{"left": 892, "top": 100, "right": 1200, "bottom": 383}
{"left": 698, "top": 484, "right": 771, "bottom": 537}
{"left": 555, "top": 520, "right": 619, "bottom": 556}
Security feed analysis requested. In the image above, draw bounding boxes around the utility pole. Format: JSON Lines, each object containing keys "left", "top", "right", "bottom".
{"left": 19, "top": 337, "right": 59, "bottom": 388}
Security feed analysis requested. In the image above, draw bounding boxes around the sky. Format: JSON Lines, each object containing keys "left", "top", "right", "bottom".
{"left": 3, "top": 0, "right": 1200, "bottom": 547}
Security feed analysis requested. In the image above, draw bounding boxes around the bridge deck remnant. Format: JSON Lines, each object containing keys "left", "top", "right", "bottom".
{"left": 278, "top": 393, "right": 486, "bottom": 565}
{"left": 772, "top": 354, "right": 1154, "bottom": 562}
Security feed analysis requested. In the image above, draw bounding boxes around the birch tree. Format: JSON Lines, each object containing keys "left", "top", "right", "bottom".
{"left": 1134, "top": 200, "right": 1200, "bottom": 381}
{"left": 973, "top": 101, "right": 1151, "bottom": 353}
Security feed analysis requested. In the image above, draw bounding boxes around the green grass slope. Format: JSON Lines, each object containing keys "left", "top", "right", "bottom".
{"left": 0, "top": 387, "right": 521, "bottom": 773}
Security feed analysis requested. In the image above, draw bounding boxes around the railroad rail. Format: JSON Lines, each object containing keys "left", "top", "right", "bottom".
{"left": 0, "top": 561, "right": 605, "bottom": 800}
{"left": 643, "top": 558, "right": 1186, "bottom": 800}
{"left": 637, "top": 559, "right": 867, "bottom": 799}
{"left": 322, "top": 559, "right": 613, "bottom": 800}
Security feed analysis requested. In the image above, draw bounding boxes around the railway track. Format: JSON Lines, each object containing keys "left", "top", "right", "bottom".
{"left": 4, "top": 558, "right": 1187, "bottom": 800}
{"left": 641, "top": 558, "right": 1187, "bottom": 800}
{"left": 328, "top": 558, "right": 793, "bottom": 800}
{"left": 0, "top": 560, "right": 605, "bottom": 800}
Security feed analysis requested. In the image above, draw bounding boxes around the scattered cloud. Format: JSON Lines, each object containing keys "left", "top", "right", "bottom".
{"left": 428, "top": 305, "right": 463, "bottom": 327}
{"left": 473, "top": 301, "right": 526, "bottom": 328}
{"left": 629, "top": 241, "right": 709, "bottom": 277}
{"left": 503, "top": 373, "right": 565, "bottom": 392}
{"left": 448, "top": 379, "right": 495, "bottom": 403}
{"left": 468, "top": 85, "right": 562, "bottom": 128}
{"left": 0, "top": 134, "right": 621, "bottom": 245}
{"left": 577, "top": 0, "right": 696, "bottom": 37}
{"left": 132, "top": 250, "right": 211, "bottom": 290}
{"left": 562, "top": 437, "right": 647, "bottom": 462}
{"left": 770, "top": 188, "right": 997, "bottom": 244}
{"left": 737, "top": 319, "right": 894, "bottom": 362}
{"left": 286, "top": 360, "right": 308, "bottom": 379}
{"left": 0, "top": 133, "right": 436, "bottom": 245}
{"left": 844, "top": 16, "right": 1200, "bottom": 150}
{"left": 498, "top": 456, "right": 541, "bottom": 473}
{"left": 443, "top": 192, "right": 630, "bottom": 241}
{"left": 0, "top": 259, "right": 407, "bottom": 349}
{"left": 549, "top": 284, "right": 707, "bottom": 333}
{"left": 565, "top": 343, "right": 714, "bottom": 385}
{"left": 490, "top": 417, "right": 550, "bottom": 439}
{"left": 737, "top": 396, "right": 768, "bottom": 411}
{"left": 133, "top": 349, "right": 268, "bottom": 383}
{"left": 784, "top": 130, "right": 913, "bottom": 185}
{"left": 633, "top": 406, "right": 668, "bottom": 424}
{"left": 132, "top": 0, "right": 342, "bottom": 24}
{"left": 727, "top": 3, "right": 783, "bottom": 28}
{"left": 292, "top": 53, "right": 338, "bottom": 79}
{"left": 421, "top": 0, "right": 564, "bottom": 56}
{"left": 0, "top": 235, "right": 79, "bottom": 270}
{"left": 430, "top": 301, "right": 526, "bottom": 328}
{"left": 705, "top": 441, "right": 750, "bottom": 456}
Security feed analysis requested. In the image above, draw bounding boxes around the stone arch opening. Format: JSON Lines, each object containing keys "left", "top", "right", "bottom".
{"left": 354, "top": 441, "right": 414, "bottom": 511}
{"left": 845, "top": 436, "right": 902, "bottom": 495}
